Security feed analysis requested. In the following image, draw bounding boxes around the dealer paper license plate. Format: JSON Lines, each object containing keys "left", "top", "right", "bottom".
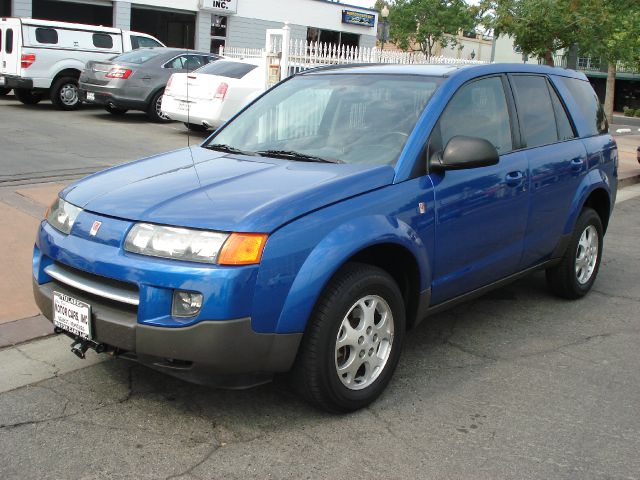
{"left": 53, "top": 292, "right": 92, "bottom": 340}
{"left": 86, "top": 91, "right": 95, "bottom": 101}
{"left": 177, "top": 101, "right": 189, "bottom": 111}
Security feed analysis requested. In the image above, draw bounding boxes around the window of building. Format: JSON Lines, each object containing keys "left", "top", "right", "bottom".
{"left": 92, "top": 33, "right": 113, "bottom": 49}
{"left": 306, "top": 27, "right": 360, "bottom": 48}
{"left": 35, "top": 28, "right": 58, "bottom": 44}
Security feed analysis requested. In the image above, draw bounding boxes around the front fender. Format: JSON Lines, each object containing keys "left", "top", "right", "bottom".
{"left": 272, "top": 215, "right": 429, "bottom": 334}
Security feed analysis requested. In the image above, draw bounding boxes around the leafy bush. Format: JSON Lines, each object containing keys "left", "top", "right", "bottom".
{"left": 635, "top": 109, "right": 640, "bottom": 118}
{"left": 623, "top": 107, "right": 635, "bottom": 116}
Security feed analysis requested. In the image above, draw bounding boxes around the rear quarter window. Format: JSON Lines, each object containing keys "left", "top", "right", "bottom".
{"left": 559, "top": 77, "right": 608, "bottom": 136}
{"left": 93, "top": 33, "right": 114, "bottom": 49}
{"left": 35, "top": 28, "right": 58, "bottom": 44}
{"left": 195, "top": 60, "right": 257, "bottom": 79}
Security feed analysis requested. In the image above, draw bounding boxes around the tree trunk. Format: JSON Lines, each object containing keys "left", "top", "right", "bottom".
{"left": 544, "top": 50, "right": 555, "bottom": 67}
{"left": 604, "top": 62, "right": 616, "bottom": 123}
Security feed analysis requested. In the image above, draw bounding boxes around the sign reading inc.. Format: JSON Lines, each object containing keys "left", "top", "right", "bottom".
{"left": 200, "top": 0, "right": 238, "bottom": 14}
{"left": 342, "top": 10, "right": 376, "bottom": 28}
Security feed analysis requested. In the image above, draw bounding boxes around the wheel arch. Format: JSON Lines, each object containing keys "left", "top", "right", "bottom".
{"left": 582, "top": 187, "right": 611, "bottom": 233}
{"left": 564, "top": 171, "right": 614, "bottom": 236}
{"left": 52, "top": 68, "right": 82, "bottom": 83}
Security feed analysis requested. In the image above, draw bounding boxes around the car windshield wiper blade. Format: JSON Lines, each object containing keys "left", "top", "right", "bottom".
{"left": 204, "top": 143, "right": 260, "bottom": 156}
{"left": 255, "top": 150, "right": 343, "bottom": 164}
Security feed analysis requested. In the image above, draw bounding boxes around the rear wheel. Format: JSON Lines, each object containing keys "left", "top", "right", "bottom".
{"left": 546, "top": 207, "right": 603, "bottom": 299}
{"left": 146, "top": 89, "right": 170, "bottom": 122}
{"left": 0, "top": 88, "right": 11, "bottom": 96}
{"left": 184, "top": 122, "right": 208, "bottom": 132}
{"left": 50, "top": 76, "right": 80, "bottom": 110}
{"left": 292, "top": 263, "right": 405, "bottom": 413}
{"left": 14, "top": 88, "right": 43, "bottom": 105}
{"left": 105, "top": 104, "right": 128, "bottom": 115}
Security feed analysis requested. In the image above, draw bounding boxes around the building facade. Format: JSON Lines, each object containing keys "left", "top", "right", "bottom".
{"left": 2, "top": 0, "right": 378, "bottom": 52}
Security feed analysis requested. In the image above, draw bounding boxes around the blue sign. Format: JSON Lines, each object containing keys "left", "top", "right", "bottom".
{"left": 342, "top": 10, "right": 376, "bottom": 28}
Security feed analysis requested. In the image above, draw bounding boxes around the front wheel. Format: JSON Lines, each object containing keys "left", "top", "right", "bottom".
{"left": 50, "top": 76, "right": 80, "bottom": 110}
{"left": 546, "top": 207, "right": 603, "bottom": 299}
{"left": 14, "top": 88, "right": 43, "bottom": 105}
{"left": 292, "top": 263, "right": 405, "bottom": 413}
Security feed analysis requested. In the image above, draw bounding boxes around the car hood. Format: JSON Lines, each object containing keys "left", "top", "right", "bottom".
{"left": 62, "top": 147, "right": 395, "bottom": 232}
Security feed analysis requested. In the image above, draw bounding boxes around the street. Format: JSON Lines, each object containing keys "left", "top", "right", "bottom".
{"left": 2, "top": 93, "right": 640, "bottom": 480}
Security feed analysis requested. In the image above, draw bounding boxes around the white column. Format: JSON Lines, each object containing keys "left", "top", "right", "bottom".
{"left": 112, "top": 1, "right": 131, "bottom": 30}
{"left": 11, "top": 0, "right": 32, "bottom": 18}
{"left": 195, "top": 10, "right": 211, "bottom": 52}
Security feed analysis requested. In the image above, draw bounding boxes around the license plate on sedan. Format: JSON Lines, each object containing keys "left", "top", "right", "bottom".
{"left": 86, "top": 92, "right": 95, "bottom": 101}
{"left": 0, "top": 76, "right": 5, "bottom": 86}
{"left": 177, "top": 101, "right": 189, "bottom": 111}
{"left": 52, "top": 292, "right": 92, "bottom": 340}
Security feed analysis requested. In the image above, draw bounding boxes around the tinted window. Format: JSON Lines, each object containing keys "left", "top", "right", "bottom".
{"left": 195, "top": 60, "right": 257, "bottom": 79}
{"left": 93, "top": 33, "right": 113, "bottom": 49}
{"left": 435, "top": 76, "right": 513, "bottom": 155}
{"left": 511, "top": 75, "right": 558, "bottom": 148}
{"left": 6, "top": 28, "right": 13, "bottom": 54}
{"left": 165, "top": 55, "right": 205, "bottom": 70}
{"left": 113, "top": 49, "right": 163, "bottom": 64}
{"left": 35, "top": 28, "right": 58, "bottom": 44}
{"left": 131, "top": 35, "right": 163, "bottom": 49}
{"left": 549, "top": 83, "right": 575, "bottom": 141}
{"left": 560, "top": 77, "right": 608, "bottom": 135}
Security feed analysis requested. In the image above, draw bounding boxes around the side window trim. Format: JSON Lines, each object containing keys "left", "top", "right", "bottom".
{"left": 545, "top": 77, "right": 578, "bottom": 139}
{"left": 501, "top": 74, "right": 524, "bottom": 151}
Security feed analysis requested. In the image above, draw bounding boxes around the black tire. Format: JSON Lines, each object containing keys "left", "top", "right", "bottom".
{"left": 184, "top": 122, "right": 208, "bottom": 132}
{"left": 50, "top": 76, "right": 80, "bottom": 110}
{"left": 0, "top": 87, "right": 11, "bottom": 96}
{"left": 146, "top": 89, "right": 170, "bottom": 122}
{"left": 105, "top": 105, "right": 128, "bottom": 115}
{"left": 292, "top": 262, "right": 406, "bottom": 413}
{"left": 546, "top": 207, "right": 603, "bottom": 299}
{"left": 14, "top": 88, "right": 43, "bottom": 105}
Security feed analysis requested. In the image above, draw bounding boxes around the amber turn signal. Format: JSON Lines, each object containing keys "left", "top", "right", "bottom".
{"left": 218, "top": 233, "right": 268, "bottom": 265}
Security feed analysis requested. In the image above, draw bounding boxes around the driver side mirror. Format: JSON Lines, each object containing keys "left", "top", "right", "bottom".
{"left": 431, "top": 136, "right": 499, "bottom": 172}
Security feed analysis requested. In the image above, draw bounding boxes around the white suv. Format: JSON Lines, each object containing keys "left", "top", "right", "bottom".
{"left": 0, "top": 17, "right": 164, "bottom": 109}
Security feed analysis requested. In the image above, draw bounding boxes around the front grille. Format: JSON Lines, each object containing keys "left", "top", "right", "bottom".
{"left": 45, "top": 262, "right": 139, "bottom": 307}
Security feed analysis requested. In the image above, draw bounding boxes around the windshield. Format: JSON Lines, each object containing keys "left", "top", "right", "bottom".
{"left": 206, "top": 74, "right": 442, "bottom": 166}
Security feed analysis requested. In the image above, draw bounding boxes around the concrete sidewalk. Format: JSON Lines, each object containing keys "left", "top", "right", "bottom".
{"left": 1, "top": 135, "right": 639, "bottom": 349}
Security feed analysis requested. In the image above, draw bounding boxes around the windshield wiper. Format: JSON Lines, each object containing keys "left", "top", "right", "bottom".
{"left": 255, "top": 150, "right": 343, "bottom": 164}
{"left": 204, "top": 143, "right": 260, "bottom": 156}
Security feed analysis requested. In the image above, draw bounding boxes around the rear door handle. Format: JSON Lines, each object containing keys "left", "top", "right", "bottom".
{"left": 505, "top": 170, "right": 524, "bottom": 187}
{"left": 571, "top": 157, "right": 585, "bottom": 171}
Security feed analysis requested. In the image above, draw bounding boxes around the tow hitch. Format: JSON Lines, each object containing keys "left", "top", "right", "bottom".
{"left": 54, "top": 327, "right": 108, "bottom": 359}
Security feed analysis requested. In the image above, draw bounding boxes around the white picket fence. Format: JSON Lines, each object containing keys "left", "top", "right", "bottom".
{"left": 220, "top": 39, "right": 487, "bottom": 76}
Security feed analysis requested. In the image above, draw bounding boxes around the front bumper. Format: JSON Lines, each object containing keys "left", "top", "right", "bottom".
{"left": 33, "top": 216, "right": 302, "bottom": 386}
{"left": 0, "top": 75, "right": 34, "bottom": 90}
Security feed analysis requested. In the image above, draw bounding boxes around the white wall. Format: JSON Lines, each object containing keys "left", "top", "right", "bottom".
{"left": 492, "top": 34, "right": 539, "bottom": 64}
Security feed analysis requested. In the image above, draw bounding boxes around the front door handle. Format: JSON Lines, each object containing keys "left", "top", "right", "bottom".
{"left": 505, "top": 170, "right": 524, "bottom": 187}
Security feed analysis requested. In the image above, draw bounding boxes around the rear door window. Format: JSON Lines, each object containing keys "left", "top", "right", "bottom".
{"left": 548, "top": 84, "right": 576, "bottom": 141}
{"left": 559, "top": 77, "right": 608, "bottom": 135}
{"left": 5, "top": 28, "right": 13, "bottom": 53}
{"left": 35, "top": 28, "right": 58, "bottom": 44}
{"left": 510, "top": 75, "right": 558, "bottom": 148}
{"left": 432, "top": 76, "right": 513, "bottom": 155}
{"left": 195, "top": 60, "right": 257, "bottom": 79}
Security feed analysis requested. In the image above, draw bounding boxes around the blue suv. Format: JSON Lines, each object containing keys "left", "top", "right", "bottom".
{"left": 33, "top": 64, "right": 617, "bottom": 412}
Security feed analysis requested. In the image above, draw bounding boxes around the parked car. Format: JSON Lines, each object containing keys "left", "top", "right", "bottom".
{"left": 161, "top": 59, "right": 265, "bottom": 132}
{"left": 0, "top": 17, "right": 163, "bottom": 110}
{"left": 79, "top": 48, "right": 219, "bottom": 122}
{"left": 33, "top": 64, "right": 616, "bottom": 413}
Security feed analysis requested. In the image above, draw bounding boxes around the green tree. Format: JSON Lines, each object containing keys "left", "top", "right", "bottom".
{"left": 480, "top": 0, "right": 586, "bottom": 66}
{"left": 388, "top": 0, "right": 476, "bottom": 58}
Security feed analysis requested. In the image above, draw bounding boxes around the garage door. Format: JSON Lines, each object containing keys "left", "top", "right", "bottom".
{"left": 33, "top": 0, "right": 113, "bottom": 27}
{"left": 130, "top": 6, "right": 196, "bottom": 49}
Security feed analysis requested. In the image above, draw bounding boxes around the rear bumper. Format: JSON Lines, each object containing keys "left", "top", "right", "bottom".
{"left": 0, "top": 75, "right": 33, "bottom": 90}
{"left": 33, "top": 277, "right": 302, "bottom": 386}
{"left": 161, "top": 95, "right": 223, "bottom": 127}
{"left": 79, "top": 83, "right": 149, "bottom": 110}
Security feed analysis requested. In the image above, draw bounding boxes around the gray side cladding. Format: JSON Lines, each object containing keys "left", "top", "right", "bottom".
{"left": 227, "top": 16, "right": 376, "bottom": 50}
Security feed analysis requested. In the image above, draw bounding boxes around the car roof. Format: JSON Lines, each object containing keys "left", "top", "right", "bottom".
{"left": 300, "top": 63, "right": 588, "bottom": 81}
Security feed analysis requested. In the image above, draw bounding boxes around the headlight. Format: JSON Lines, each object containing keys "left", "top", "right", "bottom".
{"left": 124, "top": 223, "right": 229, "bottom": 264}
{"left": 46, "top": 198, "right": 83, "bottom": 234}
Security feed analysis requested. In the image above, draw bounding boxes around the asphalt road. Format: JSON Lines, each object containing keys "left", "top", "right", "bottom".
{"left": 0, "top": 93, "right": 207, "bottom": 182}
{"left": 2, "top": 90, "right": 640, "bottom": 480}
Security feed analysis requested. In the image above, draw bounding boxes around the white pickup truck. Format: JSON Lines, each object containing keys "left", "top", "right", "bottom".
{"left": 0, "top": 17, "right": 164, "bottom": 110}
